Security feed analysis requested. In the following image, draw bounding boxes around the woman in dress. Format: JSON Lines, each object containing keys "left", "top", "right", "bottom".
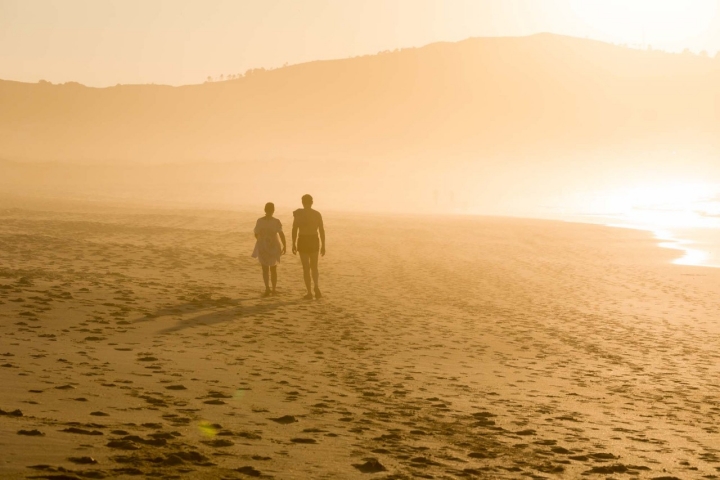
{"left": 252, "top": 202, "right": 287, "bottom": 296}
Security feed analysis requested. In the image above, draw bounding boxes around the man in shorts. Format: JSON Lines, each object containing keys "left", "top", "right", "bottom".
{"left": 292, "top": 194, "right": 325, "bottom": 300}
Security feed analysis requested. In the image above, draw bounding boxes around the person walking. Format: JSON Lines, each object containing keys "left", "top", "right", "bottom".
{"left": 292, "top": 194, "right": 325, "bottom": 300}
{"left": 252, "top": 202, "right": 286, "bottom": 296}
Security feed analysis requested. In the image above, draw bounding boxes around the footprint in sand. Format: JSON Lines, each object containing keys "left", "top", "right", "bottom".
{"left": 353, "top": 458, "right": 387, "bottom": 473}
{"left": 290, "top": 438, "right": 317, "bottom": 444}
{"left": 165, "top": 385, "right": 187, "bottom": 390}
{"left": 0, "top": 408, "right": 23, "bottom": 416}
{"left": 236, "top": 466, "right": 262, "bottom": 477}
{"left": 61, "top": 427, "right": 103, "bottom": 436}
{"left": 269, "top": 415, "right": 298, "bottom": 424}
{"left": 203, "top": 438, "right": 234, "bottom": 447}
{"left": 68, "top": 456, "right": 98, "bottom": 464}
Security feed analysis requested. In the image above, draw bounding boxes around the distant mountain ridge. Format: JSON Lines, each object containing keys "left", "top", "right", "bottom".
{"left": 2, "top": 33, "right": 719, "bottom": 165}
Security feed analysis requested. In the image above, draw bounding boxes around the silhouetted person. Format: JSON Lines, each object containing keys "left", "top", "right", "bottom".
{"left": 292, "top": 194, "right": 325, "bottom": 299}
{"left": 252, "top": 202, "right": 286, "bottom": 296}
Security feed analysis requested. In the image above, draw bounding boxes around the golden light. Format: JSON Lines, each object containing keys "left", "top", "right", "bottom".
{"left": 609, "top": 182, "right": 718, "bottom": 226}
{"left": 570, "top": 0, "right": 718, "bottom": 48}
{"left": 564, "top": 181, "right": 720, "bottom": 227}
{"left": 592, "top": 182, "right": 720, "bottom": 267}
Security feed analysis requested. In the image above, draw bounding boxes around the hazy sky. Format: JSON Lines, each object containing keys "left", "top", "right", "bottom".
{"left": 2, "top": 0, "right": 719, "bottom": 87}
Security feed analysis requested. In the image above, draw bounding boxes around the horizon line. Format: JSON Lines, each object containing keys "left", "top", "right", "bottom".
{"left": 2, "top": 32, "right": 716, "bottom": 89}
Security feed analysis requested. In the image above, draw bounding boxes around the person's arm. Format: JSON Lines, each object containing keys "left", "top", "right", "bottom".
{"left": 291, "top": 215, "right": 298, "bottom": 255}
{"left": 277, "top": 220, "right": 287, "bottom": 254}
{"left": 318, "top": 213, "right": 325, "bottom": 256}
{"left": 279, "top": 232, "right": 287, "bottom": 254}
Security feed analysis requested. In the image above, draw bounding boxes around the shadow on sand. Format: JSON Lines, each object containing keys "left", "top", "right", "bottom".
{"left": 132, "top": 297, "right": 243, "bottom": 324}
{"left": 132, "top": 298, "right": 304, "bottom": 335}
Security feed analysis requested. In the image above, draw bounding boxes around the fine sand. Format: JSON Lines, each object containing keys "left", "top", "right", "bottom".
{"left": 1, "top": 200, "right": 720, "bottom": 479}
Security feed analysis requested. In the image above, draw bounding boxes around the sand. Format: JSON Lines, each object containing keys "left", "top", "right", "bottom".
{"left": 1, "top": 200, "right": 720, "bottom": 479}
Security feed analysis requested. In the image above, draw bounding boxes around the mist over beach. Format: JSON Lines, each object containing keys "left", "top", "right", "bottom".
{"left": 3, "top": 32, "right": 720, "bottom": 218}
{"left": 2, "top": 1, "right": 720, "bottom": 479}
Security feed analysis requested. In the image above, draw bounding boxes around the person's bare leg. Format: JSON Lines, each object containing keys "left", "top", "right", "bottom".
{"left": 299, "top": 252, "right": 312, "bottom": 299}
{"left": 310, "top": 251, "right": 321, "bottom": 298}
{"left": 261, "top": 266, "right": 271, "bottom": 296}
{"left": 270, "top": 266, "right": 278, "bottom": 293}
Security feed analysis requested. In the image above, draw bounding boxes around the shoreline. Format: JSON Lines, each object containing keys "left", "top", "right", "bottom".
{"left": 605, "top": 222, "right": 720, "bottom": 269}
{"left": 559, "top": 211, "right": 720, "bottom": 269}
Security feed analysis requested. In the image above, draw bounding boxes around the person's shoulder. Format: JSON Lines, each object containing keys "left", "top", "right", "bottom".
{"left": 293, "top": 209, "right": 304, "bottom": 217}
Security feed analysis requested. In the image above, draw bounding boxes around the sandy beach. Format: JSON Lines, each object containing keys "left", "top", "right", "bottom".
{"left": 1, "top": 200, "right": 720, "bottom": 479}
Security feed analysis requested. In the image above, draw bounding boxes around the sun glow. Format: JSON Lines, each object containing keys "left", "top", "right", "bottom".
{"left": 583, "top": 182, "right": 720, "bottom": 267}
{"left": 568, "top": 182, "right": 720, "bottom": 228}
{"left": 570, "top": 0, "right": 718, "bottom": 49}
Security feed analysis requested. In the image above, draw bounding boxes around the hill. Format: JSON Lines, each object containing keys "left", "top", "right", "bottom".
{"left": 4, "top": 33, "right": 720, "bottom": 164}
{"left": 1, "top": 33, "right": 719, "bottom": 213}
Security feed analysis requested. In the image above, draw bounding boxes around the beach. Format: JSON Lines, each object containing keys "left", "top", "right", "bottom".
{"left": 1, "top": 200, "right": 720, "bottom": 479}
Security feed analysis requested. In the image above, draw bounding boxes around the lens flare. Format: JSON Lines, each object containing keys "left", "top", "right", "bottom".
{"left": 198, "top": 421, "right": 218, "bottom": 438}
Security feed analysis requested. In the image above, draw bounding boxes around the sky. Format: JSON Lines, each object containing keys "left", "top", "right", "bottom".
{"left": 1, "top": 0, "right": 719, "bottom": 87}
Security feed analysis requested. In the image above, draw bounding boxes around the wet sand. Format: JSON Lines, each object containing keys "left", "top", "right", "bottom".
{"left": 1, "top": 200, "right": 720, "bottom": 479}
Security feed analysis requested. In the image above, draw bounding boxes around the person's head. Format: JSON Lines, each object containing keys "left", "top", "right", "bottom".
{"left": 264, "top": 202, "right": 275, "bottom": 216}
{"left": 301, "top": 194, "right": 313, "bottom": 208}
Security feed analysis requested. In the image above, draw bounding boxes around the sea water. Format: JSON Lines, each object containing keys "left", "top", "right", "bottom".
{"left": 605, "top": 223, "right": 720, "bottom": 268}
{"left": 559, "top": 210, "right": 720, "bottom": 268}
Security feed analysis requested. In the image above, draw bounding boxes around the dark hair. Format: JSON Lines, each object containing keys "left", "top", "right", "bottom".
{"left": 264, "top": 202, "right": 275, "bottom": 214}
{"left": 301, "top": 194, "right": 313, "bottom": 206}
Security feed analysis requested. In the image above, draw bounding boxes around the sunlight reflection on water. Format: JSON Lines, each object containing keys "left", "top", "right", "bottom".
{"left": 605, "top": 223, "right": 718, "bottom": 268}
{"left": 565, "top": 182, "right": 720, "bottom": 269}
{"left": 653, "top": 230, "right": 712, "bottom": 267}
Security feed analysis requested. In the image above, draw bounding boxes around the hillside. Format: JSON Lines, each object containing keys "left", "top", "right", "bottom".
{"left": 1, "top": 34, "right": 719, "bottom": 213}
{"left": 2, "top": 33, "right": 719, "bottom": 165}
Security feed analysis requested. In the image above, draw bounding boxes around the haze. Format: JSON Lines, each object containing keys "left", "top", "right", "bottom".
{"left": 2, "top": 1, "right": 720, "bottom": 228}
{"left": 2, "top": 0, "right": 720, "bottom": 87}
{"left": 5, "top": 3, "right": 720, "bottom": 479}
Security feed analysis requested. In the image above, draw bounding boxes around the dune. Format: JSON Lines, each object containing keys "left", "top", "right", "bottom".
{"left": 1, "top": 198, "right": 719, "bottom": 478}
